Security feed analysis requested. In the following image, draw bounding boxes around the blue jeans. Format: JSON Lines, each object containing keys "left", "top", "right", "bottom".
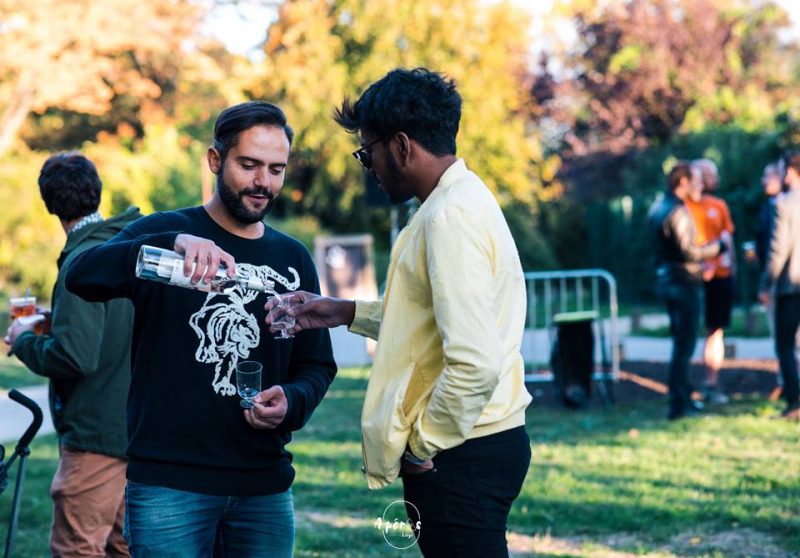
{"left": 123, "top": 481, "right": 294, "bottom": 558}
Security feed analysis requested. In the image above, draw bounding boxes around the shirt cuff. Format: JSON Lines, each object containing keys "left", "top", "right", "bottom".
{"left": 407, "top": 430, "right": 437, "bottom": 462}
{"left": 12, "top": 330, "right": 37, "bottom": 356}
{"left": 347, "top": 300, "right": 381, "bottom": 340}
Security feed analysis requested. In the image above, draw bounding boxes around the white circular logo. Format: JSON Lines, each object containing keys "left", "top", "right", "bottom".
{"left": 375, "top": 500, "right": 421, "bottom": 550}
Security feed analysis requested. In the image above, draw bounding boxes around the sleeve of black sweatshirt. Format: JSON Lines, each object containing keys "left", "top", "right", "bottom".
{"left": 278, "top": 253, "right": 338, "bottom": 432}
{"left": 65, "top": 215, "right": 181, "bottom": 302}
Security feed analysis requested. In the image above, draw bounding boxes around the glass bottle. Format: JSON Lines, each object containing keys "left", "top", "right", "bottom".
{"left": 135, "top": 245, "right": 275, "bottom": 294}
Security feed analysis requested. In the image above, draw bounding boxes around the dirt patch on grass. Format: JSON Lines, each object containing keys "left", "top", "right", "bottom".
{"left": 528, "top": 358, "right": 780, "bottom": 409}
{"left": 669, "top": 528, "right": 789, "bottom": 558}
{"left": 508, "top": 530, "right": 676, "bottom": 557}
{"left": 508, "top": 527, "right": 789, "bottom": 557}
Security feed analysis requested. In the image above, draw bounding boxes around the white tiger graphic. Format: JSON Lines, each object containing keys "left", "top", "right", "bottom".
{"left": 188, "top": 262, "right": 300, "bottom": 395}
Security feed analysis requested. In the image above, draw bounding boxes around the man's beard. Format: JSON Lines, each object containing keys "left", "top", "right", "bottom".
{"left": 382, "top": 149, "right": 413, "bottom": 205}
{"left": 216, "top": 170, "right": 275, "bottom": 224}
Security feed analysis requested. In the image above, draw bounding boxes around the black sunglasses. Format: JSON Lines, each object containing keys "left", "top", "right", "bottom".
{"left": 352, "top": 137, "right": 386, "bottom": 170}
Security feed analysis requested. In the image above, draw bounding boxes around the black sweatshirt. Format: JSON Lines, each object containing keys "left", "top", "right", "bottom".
{"left": 65, "top": 206, "right": 337, "bottom": 496}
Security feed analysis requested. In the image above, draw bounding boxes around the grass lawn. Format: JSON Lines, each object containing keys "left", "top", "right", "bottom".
{"left": 2, "top": 367, "right": 799, "bottom": 557}
{"left": 0, "top": 353, "right": 47, "bottom": 391}
{"left": 633, "top": 306, "right": 771, "bottom": 339}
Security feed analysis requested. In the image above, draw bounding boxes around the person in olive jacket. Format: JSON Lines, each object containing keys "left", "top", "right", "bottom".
{"left": 648, "top": 161, "right": 724, "bottom": 421}
{"left": 4, "top": 152, "right": 141, "bottom": 557}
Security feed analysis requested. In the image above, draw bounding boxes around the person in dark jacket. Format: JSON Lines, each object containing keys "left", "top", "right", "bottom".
{"left": 648, "top": 161, "right": 724, "bottom": 420}
{"left": 4, "top": 152, "right": 140, "bottom": 557}
{"left": 759, "top": 151, "right": 800, "bottom": 420}
{"left": 755, "top": 161, "right": 786, "bottom": 398}
{"left": 755, "top": 161, "right": 784, "bottom": 273}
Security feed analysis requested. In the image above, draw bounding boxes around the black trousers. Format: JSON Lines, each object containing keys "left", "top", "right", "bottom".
{"left": 401, "top": 426, "right": 531, "bottom": 558}
{"left": 659, "top": 279, "right": 701, "bottom": 416}
{"left": 775, "top": 293, "right": 800, "bottom": 407}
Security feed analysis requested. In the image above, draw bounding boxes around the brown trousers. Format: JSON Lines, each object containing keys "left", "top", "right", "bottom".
{"left": 50, "top": 446, "right": 129, "bottom": 558}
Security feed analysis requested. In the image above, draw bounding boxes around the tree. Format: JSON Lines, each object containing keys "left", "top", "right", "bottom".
{"left": 534, "top": 0, "right": 796, "bottom": 158}
{"left": 527, "top": 0, "right": 799, "bottom": 202}
{"left": 0, "top": 0, "right": 203, "bottom": 157}
{"left": 526, "top": 0, "right": 800, "bottom": 301}
{"left": 247, "top": 0, "right": 548, "bottom": 235}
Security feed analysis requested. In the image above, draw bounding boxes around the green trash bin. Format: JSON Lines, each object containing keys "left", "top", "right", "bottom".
{"left": 550, "top": 310, "right": 598, "bottom": 408}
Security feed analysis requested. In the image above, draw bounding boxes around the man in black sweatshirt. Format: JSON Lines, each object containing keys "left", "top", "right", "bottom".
{"left": 65, "top": 102, "right": 336, "bottom": 557}
{"left": 5, "top": 153, "right": 140, "bottom": 557}
{"left": 648, "top": 161, "right": 724, "bottom": 421}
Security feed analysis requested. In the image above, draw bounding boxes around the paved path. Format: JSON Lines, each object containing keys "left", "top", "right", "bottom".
{"left": 621, "top": 336, "right": 774, "bottom": 361}
{"left": 0, "top": 384, "right": 54, "bottom": 446}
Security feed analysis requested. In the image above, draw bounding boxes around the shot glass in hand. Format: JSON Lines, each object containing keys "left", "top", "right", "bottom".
{"left": 268, "top": 295, "right": 296, "bottom": 340}
{"left": 236, "top": 361, "right": 262, "bottom": 409}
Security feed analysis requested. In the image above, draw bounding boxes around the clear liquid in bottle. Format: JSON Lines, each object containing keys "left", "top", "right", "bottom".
{"left": 135, "top": 245, "right": 275, "bottom": 294}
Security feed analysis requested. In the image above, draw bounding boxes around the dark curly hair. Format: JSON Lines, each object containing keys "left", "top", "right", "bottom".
{"left": 334, "top": 68, "right": 461, "bottom": 156}
{"left": 213, "top": 101, "right": 294, "bottom": 164}
{"left": 38, "top": 152, "right": 102, "bottom": 221}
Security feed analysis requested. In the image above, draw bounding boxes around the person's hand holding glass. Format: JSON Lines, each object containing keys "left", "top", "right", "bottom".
{"left": 267, "top": 295, "right": 297, "bottom": 340}
{"left": 263, "top": 291, "right": 357, "bottom": 336}
{"left": 236, "top": 361, "right": 288, "bottom": 428}
{"left": 236, "top": 361, "right": 262, "bottom": 409}
{"left": 5, "top": 293, "right": 51, "bottom": 355}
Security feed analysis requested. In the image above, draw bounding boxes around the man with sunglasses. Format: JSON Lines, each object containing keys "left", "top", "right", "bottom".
{"left": 265, "top": 67, "right": 532, "bottom": 557}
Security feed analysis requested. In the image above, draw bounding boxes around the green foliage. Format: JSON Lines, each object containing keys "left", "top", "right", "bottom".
{"left": 585, "top": 194, "right": 658, "bottom": 303}
{"left": 252, "top": 0, "right": 547, "bottom": 234}
{"left": 608, "top": 44, "right": 643, "bottom": 73}
{"left": 0, "top": 127, "right": 213, "bottom": 300}
{"left": 503, "top": 201, "right": 559, "bottom": 271}
{"left": 0, "top": 152, "right": 62, "bottom": 299}
{"left": 267, "top": 215, "right": 329, "bottom": 253}
{"left": 4, "top": 0, "right": 800, "bottom": 300}
{"left": 531, "top": 0, "right": 800, "bottom": 295}
{"left": 84, "top": 126, "right": 207, "bottom": 216}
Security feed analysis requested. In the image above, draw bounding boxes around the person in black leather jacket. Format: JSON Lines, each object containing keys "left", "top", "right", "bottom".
{"left": 648, "top": 162, "right": 725, "bottom": 420}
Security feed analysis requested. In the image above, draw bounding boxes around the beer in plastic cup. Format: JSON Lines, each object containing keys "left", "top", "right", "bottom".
{"left": 10, "top": 296, "right": 36, "bottom": 319}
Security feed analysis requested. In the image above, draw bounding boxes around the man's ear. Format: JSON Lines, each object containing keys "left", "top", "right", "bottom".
{"left": 207, "top": 147, "right": 222, "bottom": 175}
{"left": 395, "top": 132, "right": 412, "bottom": 166}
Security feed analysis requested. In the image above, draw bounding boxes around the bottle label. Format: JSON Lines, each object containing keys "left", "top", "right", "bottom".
{"left": 245, "top": 277, "right": 265, "bottom": 292}
{"left": 170, "top": 262, "right": 197, "bottom": 289}
{"left": 157, "top": 259, "right": 175, "bottom": 279}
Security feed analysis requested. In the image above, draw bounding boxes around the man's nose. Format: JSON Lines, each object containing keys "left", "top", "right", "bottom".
{"left": 254, "top": 167, "right": 271, "bottom": 189}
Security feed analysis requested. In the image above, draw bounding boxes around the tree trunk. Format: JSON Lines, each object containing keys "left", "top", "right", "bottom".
{"left": 0, "top": 80, "right": 35, "bottom": 158}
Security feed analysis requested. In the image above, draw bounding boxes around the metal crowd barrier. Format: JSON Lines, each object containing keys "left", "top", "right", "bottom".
{"left": 522, "top": 269, "right": 620, "bottom": 402}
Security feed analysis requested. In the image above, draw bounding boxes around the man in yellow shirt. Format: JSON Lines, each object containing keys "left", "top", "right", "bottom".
{"left": 262, "top": 67, "right": 532, "bottom": 556}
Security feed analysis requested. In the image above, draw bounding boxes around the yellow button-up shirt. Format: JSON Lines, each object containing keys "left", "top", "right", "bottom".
{"left": 350, "top": 159, "right": 532, "bottom": 489}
